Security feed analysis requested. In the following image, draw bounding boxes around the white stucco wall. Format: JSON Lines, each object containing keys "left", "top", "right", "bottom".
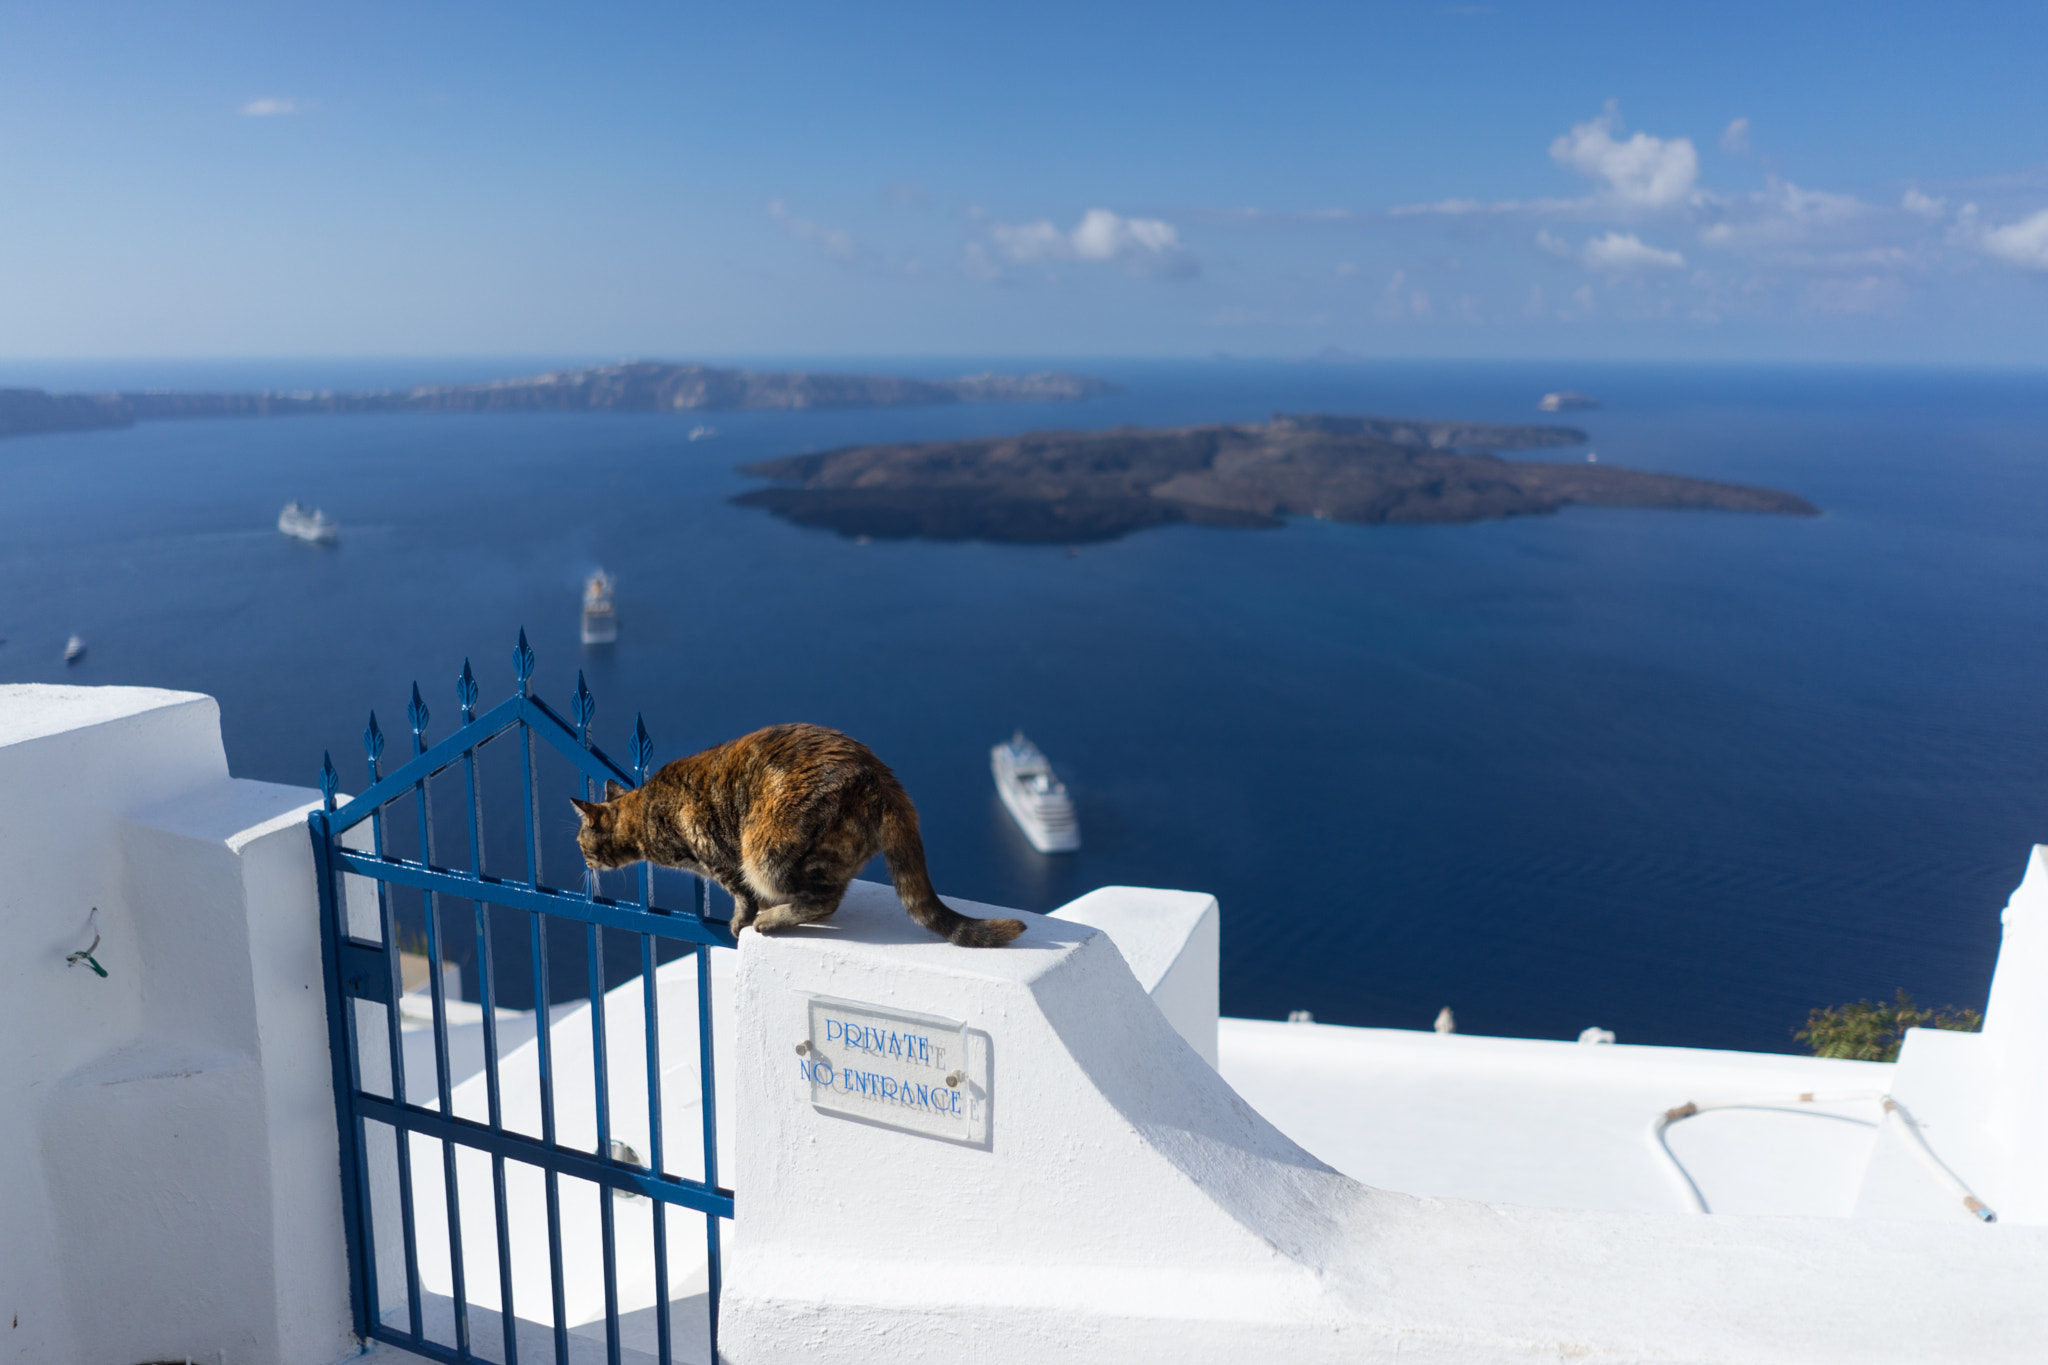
{"left": 1050, "top": 886, "right": 1219, "bottom": 1067}
{"left": 0, "top": 684, "right": 352, "bottom": 1365}
{"left": 720, "top": 880, "right": 2048, "bottom": 1364}
{"left": 1979, "top": 844, "right": 2048, "bottom": 1222}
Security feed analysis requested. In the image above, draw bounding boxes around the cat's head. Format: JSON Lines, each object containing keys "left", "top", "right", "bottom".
{"left": 571, "top": 779, "right": 637, "bottom": 869}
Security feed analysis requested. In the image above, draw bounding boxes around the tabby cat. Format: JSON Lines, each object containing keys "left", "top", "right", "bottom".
{"left": 572, "top": 722, "right": 1025, "bottom": 947}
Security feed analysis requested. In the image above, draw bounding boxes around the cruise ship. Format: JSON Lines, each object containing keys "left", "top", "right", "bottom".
{"left": 990, "top": 731, "right": 1080, "bottom": 853}
{"left": 277, "top": 502, "right": 338, "bottom": 544}
{"left": 581, "top": 570, "right": 618, "bottom": 645}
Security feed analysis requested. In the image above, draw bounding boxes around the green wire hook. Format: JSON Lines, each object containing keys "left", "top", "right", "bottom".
{"left": 66, "top": 908, "right": 108, "bottom": 978}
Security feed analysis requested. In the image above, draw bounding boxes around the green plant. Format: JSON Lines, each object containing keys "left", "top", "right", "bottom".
{"left": 1795, "top": 990, "right": 1982, "bottom": 1062}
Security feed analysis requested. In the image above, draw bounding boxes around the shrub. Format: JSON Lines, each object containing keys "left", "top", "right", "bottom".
{"left": 1796, "top": 990, "right": 1982, "bottom": 1063}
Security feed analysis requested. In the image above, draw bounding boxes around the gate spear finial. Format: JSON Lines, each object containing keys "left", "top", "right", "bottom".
{"left": 572, "top": 670, "right": 596, "bottom": 741}
{"left": 408, "top": 683, "right": 430, "bottom": 753}
{"left": 513, "top": 628, "right": 535, "bottom": 695}
{"left": 631, "top": 714, "right": 653, "bottom": 783}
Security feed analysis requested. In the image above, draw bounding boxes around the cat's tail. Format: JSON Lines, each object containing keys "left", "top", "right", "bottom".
{"left": 881, "top": 796, "right": 1025, "bottom": 947}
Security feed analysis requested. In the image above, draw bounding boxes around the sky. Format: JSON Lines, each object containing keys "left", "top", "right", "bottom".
{"left": 2, "top": 1, "right": 2046, "bottom": 365}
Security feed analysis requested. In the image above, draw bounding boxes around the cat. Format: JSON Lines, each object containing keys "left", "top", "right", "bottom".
{"left": 571, "top": 721, "right": 1026, "bottom": 947}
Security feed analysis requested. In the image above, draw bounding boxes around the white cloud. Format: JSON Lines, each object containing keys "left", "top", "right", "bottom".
{"left": 1334, "top": 260, "right": 1359, "bottom": 277}
{"left": 1902, "top": 189, "right": 1947, "bottom": 220}
{"left": 981, "top": 208, "right": 1198, "bottom": 279}
{"left": 1719, "top": 117, "right": 1751, "bottom": 157}
{"left": 1979, "top": 208, "right": 2048, "bottom": 271}
{"left": 1694, "top": 180, "right": 1878, "bottom": 263}
{"left": 1535, "top": 228, "right": 1574, "bottom": 258}
{"left": 768, "top": 200, "right": 861, "bottom": 263}
{"left": 1549, "top": 104, "right": 1699, "bottom": 210}
{"left": 239, "top": 97, "right": 298, "bottom": 117}
{"left": 1388, "top": 194, "right": 1584, "bottom": 218}
{"left": 989, "top": 218, "right": 1067, "bottom": 262}
{"left": 1580, "top": 231, "right": 1686, "bottom": 272}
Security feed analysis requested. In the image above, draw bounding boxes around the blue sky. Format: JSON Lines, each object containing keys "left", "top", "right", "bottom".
{"left": 3, "top": 1, "right": 2046, "bottom": 363}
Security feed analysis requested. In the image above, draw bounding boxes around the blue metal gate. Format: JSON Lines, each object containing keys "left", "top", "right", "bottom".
{"left": 309, "top": 631, "right": 735, "bottom": 1364}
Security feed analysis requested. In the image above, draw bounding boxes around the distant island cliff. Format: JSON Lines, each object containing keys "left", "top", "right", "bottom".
{"left": 0, "top": 362, "right": 1120, "bottom": 438}
{"left": 734, "top": 414, "right": 1819, "bottom": 543}
{"left": 0, "top": 389, "right": 133, "bottom": 438}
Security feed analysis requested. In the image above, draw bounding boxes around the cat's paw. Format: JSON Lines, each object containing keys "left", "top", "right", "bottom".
{"left": 750, "top": 903, "right": 803, "bottom": 933}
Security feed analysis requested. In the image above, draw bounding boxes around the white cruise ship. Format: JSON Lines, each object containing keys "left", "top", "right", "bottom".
{"left": 277, "top": 502, "right": 338, "bottom": 544}
{"left": 991, "top": 731, "right": 1080, "bottom": 853}
{"left": 581, "top": 570, "right": 618, "bottom": 645}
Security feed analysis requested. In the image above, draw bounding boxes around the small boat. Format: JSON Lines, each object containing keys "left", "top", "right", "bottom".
{"left": 278, "top": 501, "right": 339, "bottom": 544}
{"left": 688, "top": 424, "right": 718, "bottom": 441}
{"left": 64, "top": 635, "right": 86, "bottom": 663}
{"left": 991, "top": 732, "right": 1080, "bottom": 853}
{"left": 1538, "top": 391, "right": 1601, "bottom": 412}
{"left": 582, "top": 570, "right": 618, "bottom": 645}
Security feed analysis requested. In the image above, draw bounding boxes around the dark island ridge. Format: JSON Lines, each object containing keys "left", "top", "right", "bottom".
{"left": 0, "top": 361, "right": 1121, "bottom": 439}
{"left": 733, "top": 413, "right": 1820, "bottom": 543}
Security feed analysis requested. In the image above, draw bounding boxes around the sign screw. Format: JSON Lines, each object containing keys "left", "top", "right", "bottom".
{"left": 795, "top": 1041, "right": 811, "bottom": 1056}
{"left": 945, "top": 1070, "right": 964, "bottom": 1088}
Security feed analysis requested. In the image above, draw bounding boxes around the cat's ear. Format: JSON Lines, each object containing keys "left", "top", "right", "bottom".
{"left": 570, "top": 797, "right": 607, "bottom": 823}
{"left": 605, "top": 778, "right": 627, "bottom": 801}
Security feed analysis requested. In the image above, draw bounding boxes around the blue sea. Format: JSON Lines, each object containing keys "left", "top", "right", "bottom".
{"left": 6, "top": 357, "right": 2045, "bottom": 1053}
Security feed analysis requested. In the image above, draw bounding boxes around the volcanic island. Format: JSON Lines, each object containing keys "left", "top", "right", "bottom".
{"left": 733, "top": 413, "right": 1820, "bottom": 544}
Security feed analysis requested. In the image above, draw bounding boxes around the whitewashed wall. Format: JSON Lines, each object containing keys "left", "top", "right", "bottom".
{"left": 722, "top": 880, "right": 2048, "bottom": 1365}
{"left": 0, "top": 685, "right": 351, "bottom": 1365}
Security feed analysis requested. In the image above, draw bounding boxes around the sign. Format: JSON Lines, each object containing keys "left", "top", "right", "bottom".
{"left": 799, "top": 996, "right": 979, "bottom": 1142}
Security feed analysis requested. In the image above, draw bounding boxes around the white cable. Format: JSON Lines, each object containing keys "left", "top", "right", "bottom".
{"left": 1878, "top": 1095, "right": 1997, "bottom": 1222}
{"left": 1645, "top": 1089, "right": 1996, "bottom": 1223}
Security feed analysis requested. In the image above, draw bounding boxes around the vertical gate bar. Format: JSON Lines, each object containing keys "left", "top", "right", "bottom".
{"left": 571, "top": 676, "right": 623, "bottom": 1365}
{"left": 412, "top": 689, "right": 470, "bottom": 1357}
{"left": 696, "top": 932, "right": 721, "bottom": 1362}
{"left": 595, "top": 920, "right": 622, "bottom": 1365}
{"left": 537, "top": 941, "right": 568, "bottom": 1365}
{"left": 323, "top": 757, "right": 389, "bottom": 1336}
{"left": 533, "top": 917, "right": 568, "bottom": 1365}
{"left": 311, "top": 805, "right": 373, "bottom": 1342}
{"left": 628, "top": 714, "right": 674, "bottom": 1365}
{"left": 461, "top": 665, "right": 519, "bottom": 1365}
{"left": 513, "top": 633, "right": 570, "bottom": 1362}
{"left": 366, "top": 716, "right": 425, "bottom": 1342}
{"left": 641, "top": 931, "right": 672, "bottom": 1365}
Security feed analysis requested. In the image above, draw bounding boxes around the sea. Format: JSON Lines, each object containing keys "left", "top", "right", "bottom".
{"left": 5, "top": 356, "right": 2046, "bottom": 1054}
